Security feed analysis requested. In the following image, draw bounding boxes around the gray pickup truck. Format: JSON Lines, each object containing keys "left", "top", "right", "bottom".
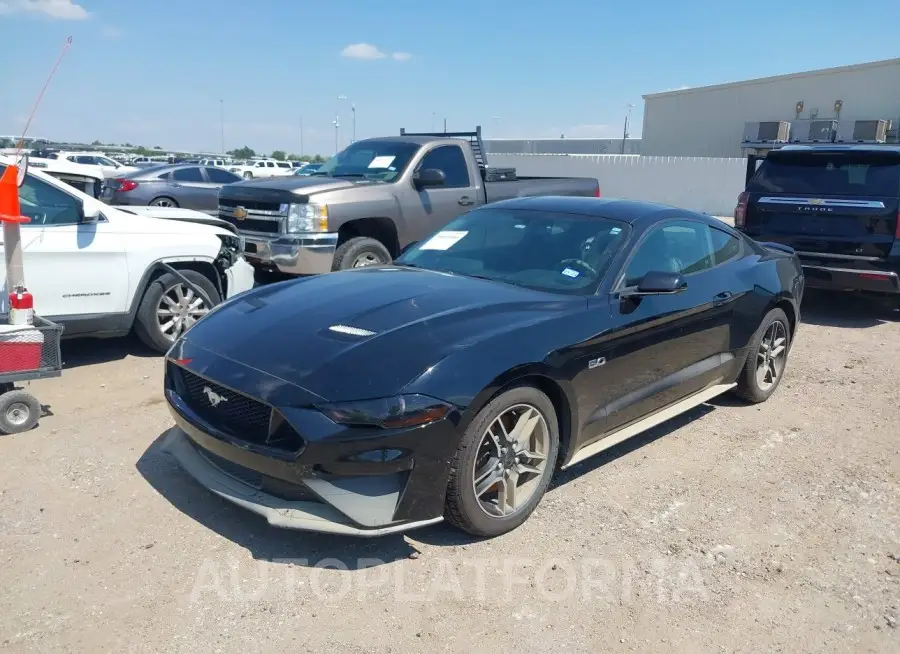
{"left": 217, "top": 127, "right": 600, "bottom": 275}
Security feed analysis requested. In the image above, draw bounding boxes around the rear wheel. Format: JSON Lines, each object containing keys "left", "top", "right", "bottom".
{"left": 149, "top": 196, "right": 178, "bottom": 208}
{"left": 134, "top": 271, "right": 221, "bottom": 353}
{"left": 445, "top": 386, "right": 559, "bottom": 537}
{"left": 243, "top": 172, "right": 253, "bottom": 179}
{"left": 331, "top": 237, "right": 392, "bottom": 271}
{"left": 734, "top": 307, "right": 791, "bottom": 403}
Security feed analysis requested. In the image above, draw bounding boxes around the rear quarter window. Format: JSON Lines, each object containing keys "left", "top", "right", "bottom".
{"left": 748, "top": 155, "right": 900, "bottom": 197}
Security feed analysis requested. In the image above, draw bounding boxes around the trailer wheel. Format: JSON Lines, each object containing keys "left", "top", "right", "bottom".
{"left": 0, "top": 390, "right": 41, "bottom": 435}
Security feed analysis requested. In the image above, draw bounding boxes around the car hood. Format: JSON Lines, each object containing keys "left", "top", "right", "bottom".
{"left": 227, "top": 175, "right": 379, "bottom": 196}
{"left": 181, "top": 267, "right": 580, "bottom": 402}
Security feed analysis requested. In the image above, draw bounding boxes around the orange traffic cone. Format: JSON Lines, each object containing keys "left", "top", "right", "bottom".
{"left": 0, "top": 165, "right": 29, "bottom": 224}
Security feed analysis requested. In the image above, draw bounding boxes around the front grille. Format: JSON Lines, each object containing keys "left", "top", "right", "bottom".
{"left": 219, "top": 198, "right": 284, "bottom": 213}
{"left": 218, "top": 213, "right": 282, "bottom": 234}
{"left": 196, "top": 445, "right": 321, "bottom": 502}
{"left": 172, "top": 366, "right": 272, "bottom": 445}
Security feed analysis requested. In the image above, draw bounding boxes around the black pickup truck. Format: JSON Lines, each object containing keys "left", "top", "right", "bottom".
{"left": 217, "top": 127, "right": 600, "bottom": 275}
{"left": 735, "top": 145, "right": 900, "bottom": 309}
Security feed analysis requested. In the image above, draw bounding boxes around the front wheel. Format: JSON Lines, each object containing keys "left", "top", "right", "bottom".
{"left": 445, "top": 386, "right": 559, "bottom": 537}
{"left": 734, "top": 307, "right": 791, "bottom": 403}
{"left": 134, "top": 271, "right": 221, "bottom": 353}
{"left": 331, "top": 237, "right": 392, "bottom": 271}
{"left": 150, "top": 196, "right": 179, "bottom": 208}
{"left": 0, "top": 390, "right": 41, "bottom": 434}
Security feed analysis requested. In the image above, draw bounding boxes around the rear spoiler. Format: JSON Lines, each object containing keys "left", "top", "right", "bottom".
{"left": 758, "top": 241, "right": 795, "bottom": 255}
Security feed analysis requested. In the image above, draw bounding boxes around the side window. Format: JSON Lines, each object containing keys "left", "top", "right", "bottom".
{"left": 622, "top": 220, "right": 715, "bottom": 287}
{"left": 255, "top": 161, "right": 266, "bottom": 168}
{"left": 205, "top": 167, "right": 240, "bottom": 184}
{"left": 710, "top": 227, "right": 742, "bottom": 265}
{"left": 156, "top": 171, "right": 171, "bottom": 180}
{"left": 15, "top": 172, "right": 82, "bottom": 226}
{"left": 418, "top": 145, "right": 470, "bottom": 188}
{"left": 172, "top": 167, "right": 204, "bottom": 182}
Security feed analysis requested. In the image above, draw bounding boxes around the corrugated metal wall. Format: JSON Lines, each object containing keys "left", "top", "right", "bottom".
{"left": 488, "top": 154, "right": 746, "bottom": 216}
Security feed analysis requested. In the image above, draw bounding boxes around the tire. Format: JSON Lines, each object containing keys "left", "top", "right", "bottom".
{"left": 243, "top": 172, "right": 253, "bottom": 179}
{"left": 445, "top": 385, "right": 560, "bottom": 537}
{"left": 149, "top": 196, "right": 179, "bottom": 208}
{"left": 133, "top": 270, "right": 221, "bottom": 354}
{"left": 0, "top": 390, "right": 41, "bottom": 434}
{"left": 331, "top": 237, "right": 392, "bottom": 271}
{"left": 734, "top": 307, "right": 791, "bottom": 403}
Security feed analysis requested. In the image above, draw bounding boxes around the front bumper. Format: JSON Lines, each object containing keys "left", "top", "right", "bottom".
{"left": 801, "top": 264, "right": 900, "bottom": 294}
{"left": 242, "top": 232, "right": 337, "bottom": 276}
{"left": 161, "top": 353, "right": 461, "bottom": 536}
{"left": 162, "top": 428, "right": 443, "bottom": 536}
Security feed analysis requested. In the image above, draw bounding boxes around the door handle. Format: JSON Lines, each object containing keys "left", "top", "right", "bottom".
{"left": 458, "top": 196, "right": 474, "bottom": 206}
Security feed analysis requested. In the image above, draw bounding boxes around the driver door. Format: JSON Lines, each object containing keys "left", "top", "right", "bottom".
{"left": 0, "top": 171, "right": 127, "bottom": 319}
{"left": 403, "top": 145, "right": 480, "bottom": 242}
{"left": 594, "top": 219, "right": 733, "bottom": 434}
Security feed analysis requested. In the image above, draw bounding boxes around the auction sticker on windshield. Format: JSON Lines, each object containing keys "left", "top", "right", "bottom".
{"left": 368, "top": 156, "right": 395, "bottom": 169}
{"left": 420, "top": 231, "right": 468, "bottom": 250}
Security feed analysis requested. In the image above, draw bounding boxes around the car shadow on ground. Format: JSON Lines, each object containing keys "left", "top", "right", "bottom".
{"left": 414, "top": 403, "right": 717, "bottom": 547}
{"left": 136, "top": 431, "right": 420, "bottom": 568}
{"left": 60, "top": 335, "right": 159, "bottom": 369}
{"left": 800, "top": 290, "right": 898, "bottom": 328}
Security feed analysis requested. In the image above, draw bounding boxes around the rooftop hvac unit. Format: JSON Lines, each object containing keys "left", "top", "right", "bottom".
{"left": 836, "top": 119, "right": 890, "bottom": 143}
{"left": 741, "top": 121, "right": 790, "bottom": 143}
{"left": 790, "top": 119, "right": 838, "bottom": 143}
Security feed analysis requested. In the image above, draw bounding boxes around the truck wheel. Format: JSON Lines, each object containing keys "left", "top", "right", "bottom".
{"left": 0, "top": 390, "right": 41, "bottom": 435}
{"left": 332, "top": 237, "right": 392, "bottom": 271}
{"left": 134, "top": 270, "right": 221, "bottom": 353}
{"left": 243, "top": 172, "right": 253, "bottom": 179}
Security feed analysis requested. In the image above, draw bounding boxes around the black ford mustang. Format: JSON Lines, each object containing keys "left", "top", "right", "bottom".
{"left": 162, "top": 196, "right": 804, "bottom": 538}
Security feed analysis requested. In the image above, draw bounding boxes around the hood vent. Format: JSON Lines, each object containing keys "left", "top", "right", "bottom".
{"left": 328, "top": 324, "right": 376, "bottom": 337}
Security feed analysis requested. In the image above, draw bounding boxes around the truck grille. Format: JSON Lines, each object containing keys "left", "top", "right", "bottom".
{"left": 168, "top": 364, "right": 305, "bottom": 453}
{"left": 219, "top": 198, "right": 285, "bottom": 213}
{"left": 218, "top": 214, "right": 282, "bottom": 234}
{"left": 218, "top": 201, "right": 286, "bottom": 234}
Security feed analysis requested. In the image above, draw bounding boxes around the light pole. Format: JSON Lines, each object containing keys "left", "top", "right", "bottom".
{"left": 351, "top": 104, "right": 356, "bottom": 143}
{"left": 219, "top": 99, "right": 225, "bottom": 154}
{"left": 621, "top": 103, "right": 634, "bottom": 153}
{"left": 332, "top": 117, "right": 340, "bottom": 154}
{"left": 337, "top": 95, "right": 347, "bottom": 149}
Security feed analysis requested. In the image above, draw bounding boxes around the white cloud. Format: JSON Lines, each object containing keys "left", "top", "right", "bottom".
{"left": 0, "top": 0, "right": 89, "bottom": 19}
{"left": 100, "top": 25, "right": 124, "bottom": 39}
{"left": 341, "top": 43, "right": 386, "bottom": 60}
{"left": 391, "top": 52, "right": 412, "bottom": 62}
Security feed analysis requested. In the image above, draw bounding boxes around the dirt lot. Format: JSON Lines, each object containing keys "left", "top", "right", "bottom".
{"left": 1, "top": 291, "right": 898, "bottom": 653}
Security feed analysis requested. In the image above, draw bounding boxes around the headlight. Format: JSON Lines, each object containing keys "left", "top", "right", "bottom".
{"left": 318, "top": 394, "right": 452, "bottom": 429}
{"left": 287, "top": 202, "right": 328, "bottom": 233}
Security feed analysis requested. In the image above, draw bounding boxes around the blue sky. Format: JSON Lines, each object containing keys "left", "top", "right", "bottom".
{"left": 1, "top": 0, "right": 897, "bottom": 156}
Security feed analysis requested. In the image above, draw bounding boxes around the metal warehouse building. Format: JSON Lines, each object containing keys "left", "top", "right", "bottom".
{"left": 640, "top": 57, "right": 900, "bottom": 158}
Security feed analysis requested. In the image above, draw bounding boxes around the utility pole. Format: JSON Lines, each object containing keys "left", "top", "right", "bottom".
{"left": 443, "top": 117, "right": 447, "bottom": 133}
{"left": 333, "top": 117, "right": 339, "bottom": 154}
{"left": 351, "top": 104, "right": 356, "bottom": 143}
{"left": 621, "top": 103, "right": 634, "bottom": 154}
{"left": 337, "top": 95, "right": 347, "bottom": 149}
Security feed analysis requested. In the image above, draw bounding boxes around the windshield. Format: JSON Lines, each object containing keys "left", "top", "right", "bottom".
{"left": 396, "top": 208, "right": 629, "bottom": 295}
{"left": 749, "top": 154, "right": 900, "bottom": 197}
{"left": 314, "top": 140, "right": 419, "bottom": 181}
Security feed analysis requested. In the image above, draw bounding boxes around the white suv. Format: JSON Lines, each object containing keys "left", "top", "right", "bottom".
{"left": 0, "top": 157, "right": 254, "bottom": 353}
{"left": 228, "top": 159, "right": 293, "bottom": 179}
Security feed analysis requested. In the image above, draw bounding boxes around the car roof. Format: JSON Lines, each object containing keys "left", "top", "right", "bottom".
{"left": 130, "top": 163, "right": 213, "bottom": 177}
{"left": 486, "top": 196, "right": 722, "bottom": 226}
{"left": 776, "top": 144, "right": 900, "bottom": 155}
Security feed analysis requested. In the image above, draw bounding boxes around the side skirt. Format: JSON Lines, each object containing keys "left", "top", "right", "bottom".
{"left": 562, "top": 382, "right": 736, "bottom": 470}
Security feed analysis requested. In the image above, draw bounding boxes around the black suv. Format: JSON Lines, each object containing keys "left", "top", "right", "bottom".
{"left": 735, "top": 145, "right": 900, "bottom": 309}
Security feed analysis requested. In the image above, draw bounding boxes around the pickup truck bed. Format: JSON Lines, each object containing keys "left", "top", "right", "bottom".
{"left": 219, "top": 126, "right": 601, "bottom": 276}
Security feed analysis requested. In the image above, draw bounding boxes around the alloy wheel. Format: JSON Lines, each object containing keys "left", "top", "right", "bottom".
{"left": 157, "top": 283, "right": 209, "bottom": 341}
{"left": 152, "top": 198, "right": 176, "bottom": 208}
{"left": 472, "top": 403, "right": 550, "bottom": 518}
{"left": 352, "top": 252, "right": 382, "bottom": 267}
{"left": 756, "top": 319, "right": 788, "bottom": 391}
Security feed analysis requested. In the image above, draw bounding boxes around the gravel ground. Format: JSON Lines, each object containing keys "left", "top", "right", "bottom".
{"left": 0, "top": 291, "right": 898, "bottom": 653}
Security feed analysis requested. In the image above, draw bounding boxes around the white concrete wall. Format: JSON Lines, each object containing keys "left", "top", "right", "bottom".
{"left": 641, "top": 58, "right": 900, "bottom": 157}
{"left": 488, "top": 153, "right": 746, "bottom": 216}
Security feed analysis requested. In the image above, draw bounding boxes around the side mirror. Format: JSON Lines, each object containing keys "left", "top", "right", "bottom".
{"left": 626, "top": 270, "right": 687, "bottom": 296}
{"left": 413, "top": 168, "right": 446, "bottom": 190}
{"left": 81, "top": 205, "right": 101, "bottom": 224}
{"left": 15, "top": 153, "right": 28, "bottom": 187}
